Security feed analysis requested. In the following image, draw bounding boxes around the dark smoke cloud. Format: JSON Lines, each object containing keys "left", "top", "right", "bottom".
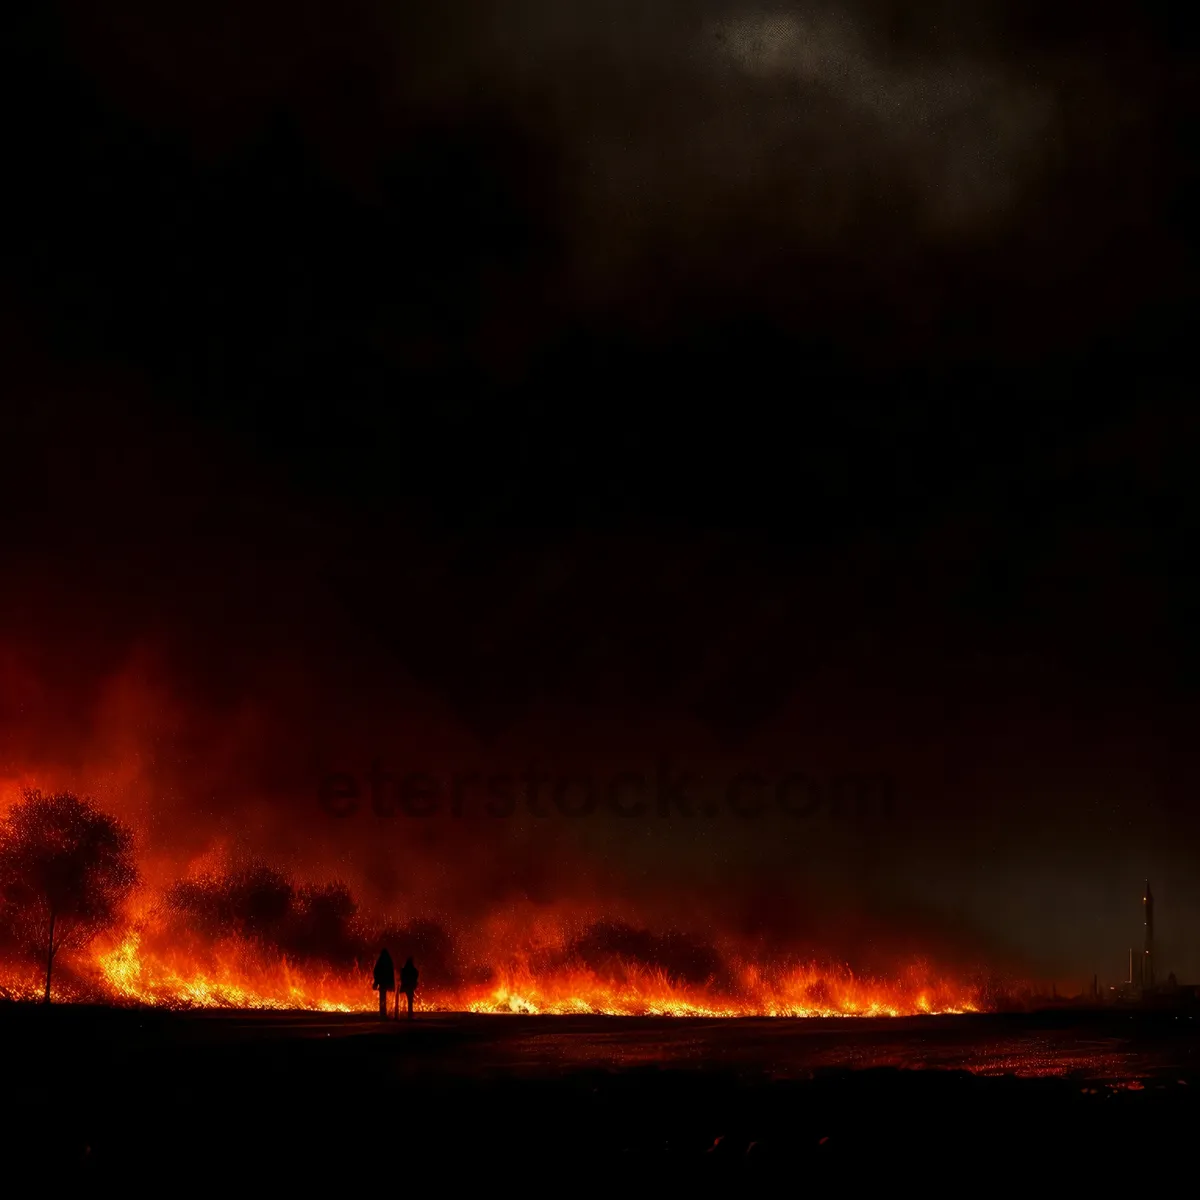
{"left": 13, "top": 0, "right": 1187, "bottom": 375}
{"left": 1, "top": 1, "right": 1196, "bottom": 989}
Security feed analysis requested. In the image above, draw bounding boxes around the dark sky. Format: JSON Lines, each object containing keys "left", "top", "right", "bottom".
{"left": 1, "top": 0, "right": 1198, "bottom": 984}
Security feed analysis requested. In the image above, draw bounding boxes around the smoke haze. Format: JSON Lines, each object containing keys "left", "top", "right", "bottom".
{"left": 1, "top": 0, "right": 1197, "bottom": 997}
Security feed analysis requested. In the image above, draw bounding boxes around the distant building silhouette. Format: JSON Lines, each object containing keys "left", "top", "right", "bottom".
{"left": 1104, "top": 880, "right": 1200, "bottom": 1007}
{"left": 1143, "top": 880, "right": 1155, "bottom": 989}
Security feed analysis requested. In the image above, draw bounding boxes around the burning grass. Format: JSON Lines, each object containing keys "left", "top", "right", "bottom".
{"left": 0, "top": 841, "right": 1012, "bottom": 1016}
{"left": 0, "top": 923, "right": 992, "bottom": 1017}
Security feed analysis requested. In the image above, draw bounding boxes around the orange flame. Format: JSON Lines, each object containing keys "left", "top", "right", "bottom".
{"left": 0, "top": 924, "right": 991, "bottom": 1016}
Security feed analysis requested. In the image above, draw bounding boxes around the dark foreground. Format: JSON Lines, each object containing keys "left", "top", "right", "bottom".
{"left": 5, "top": 1006, "right": 1200, "bottom": 1183}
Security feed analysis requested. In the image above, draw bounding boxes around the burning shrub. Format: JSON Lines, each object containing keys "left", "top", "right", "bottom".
{"left": 567, "top": 921, "right": 725, "bottom": 986}
{"left": 166, "top": 865, "right": 366, "bottom": 969}
{"left": 166, "top": 862, "right": 295, "bottom": 945}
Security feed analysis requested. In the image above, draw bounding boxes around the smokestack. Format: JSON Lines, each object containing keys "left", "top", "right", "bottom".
{"left": 1143, "top": 880, "right": 1155, "bottom": 989}
{"left": 1128, "top": 947, "right": 1134, "bottom": 986}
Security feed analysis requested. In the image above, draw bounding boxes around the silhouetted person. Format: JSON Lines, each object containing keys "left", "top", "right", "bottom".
{"left": 399, "top": 957, "right": 418, "bottom": 1018}
{"left": 373, "top": 948, "right": 395, "bottom": 1019}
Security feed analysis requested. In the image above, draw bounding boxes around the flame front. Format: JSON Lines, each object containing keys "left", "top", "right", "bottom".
{"left": 462, "top": 962, "right": 979, "bottom": 1017}
{"left": 0, "top": 788, "right": 1010, "bottom": 1017}
{"left": 12, "top": 929, "right": 989, "bottom": 1017}
{"left": 93, "top": 933, "right": 362, "bottom": 1012}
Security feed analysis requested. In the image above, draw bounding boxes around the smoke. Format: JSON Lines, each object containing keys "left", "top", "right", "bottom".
{"left": 700, "top": 6, "right": 1056, "bottom": 228}
{"left": 0, "top": 558, "right": 1163, "bottom": 989}
{"left": 40, "top": 0, "right": 1171, "bottom": 339}
{"left": 2, "top": 1, "right": 1193, "bottom": 995}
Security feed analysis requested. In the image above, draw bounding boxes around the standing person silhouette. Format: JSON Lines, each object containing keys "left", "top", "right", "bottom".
{"left": 399, "top": 957, "right": 419, "bottom": 1019}
{"left": 373, "top": 948, "right": 395, "bottom": 1019}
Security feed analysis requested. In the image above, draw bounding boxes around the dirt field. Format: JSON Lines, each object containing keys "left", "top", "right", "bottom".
{"left": 5, "top": 1006, "right": 1198, "bottom": 1183}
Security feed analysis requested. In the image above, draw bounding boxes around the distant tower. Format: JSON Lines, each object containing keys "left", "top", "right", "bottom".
{"left": 1143, "top": 880, "right": 1155, "bottom": 989}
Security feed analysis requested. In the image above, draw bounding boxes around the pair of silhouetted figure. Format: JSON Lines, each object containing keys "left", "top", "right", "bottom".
{"left": 373, "top": 949, "right": 418, "bottom": 1019}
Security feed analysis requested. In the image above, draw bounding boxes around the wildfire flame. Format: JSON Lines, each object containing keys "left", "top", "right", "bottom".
{"left": 0, "top": 925, "right": 986, "bottom": 1017}
{"left": 0, "top": 786, "right": 1005, "bottom": 1017}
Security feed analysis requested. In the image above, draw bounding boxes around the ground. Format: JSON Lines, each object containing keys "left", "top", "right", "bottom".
{"left": 4, "top": 1006, "right": 1199, "bottom": 1183}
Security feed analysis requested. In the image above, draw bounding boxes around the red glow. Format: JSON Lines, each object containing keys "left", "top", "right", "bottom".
{"left": 0, "top": 884, "right": 1004, "bottom": 1015}
{"left": 0, "top": 669, "right": 1029, "bottom": 1017}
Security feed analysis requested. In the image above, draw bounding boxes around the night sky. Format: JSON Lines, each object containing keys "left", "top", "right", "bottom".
{"left": 1, "top": 0, "right": 1198, "bottom": 986}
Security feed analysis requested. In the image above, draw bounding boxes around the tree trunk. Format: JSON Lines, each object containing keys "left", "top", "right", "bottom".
{"left": 44, "top": 912, "right": 56, "bottom": 1005}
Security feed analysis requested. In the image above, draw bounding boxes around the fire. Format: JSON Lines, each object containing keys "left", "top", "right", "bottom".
{"left": 7, "top": 925, "right": 984, "bottom": 1016}
{"left": 93, "top": 932, "right": 363, "bottom": 1012}
{"left": 0, "top": 788, "right": 1002, "bottom": 1017}
{"left": 459, "top": 961, "right": 978, "bottom": 1018}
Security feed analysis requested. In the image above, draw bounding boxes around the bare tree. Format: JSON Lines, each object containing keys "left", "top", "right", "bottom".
{"left": 0, "top": 789, "right": 138, "bottom": 1003}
